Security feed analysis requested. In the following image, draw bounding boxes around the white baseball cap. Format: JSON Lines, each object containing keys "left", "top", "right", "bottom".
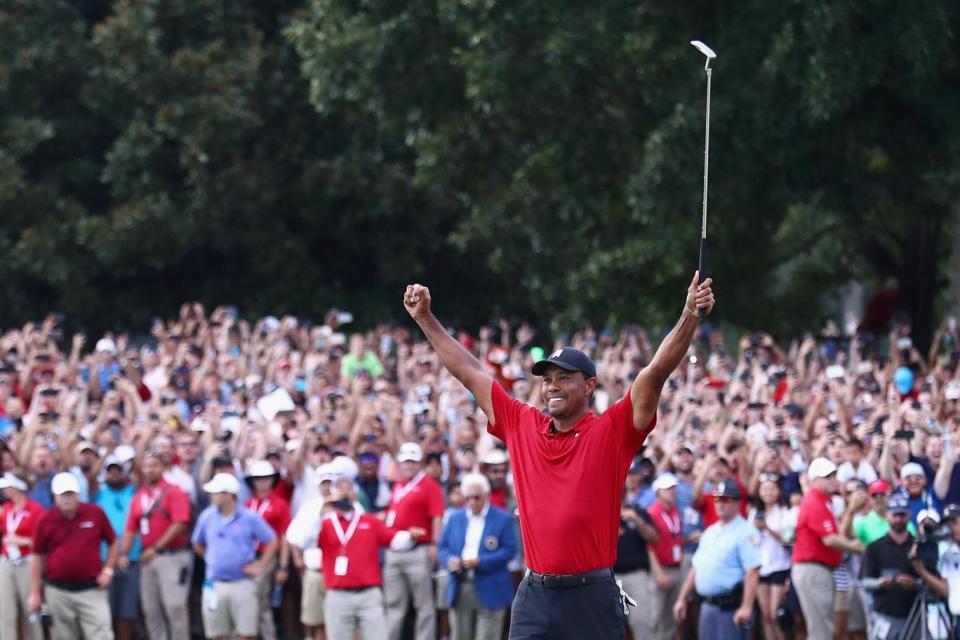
{"left": 397, "top": 442, "right": 423, "bottom": 463}
{"left": 51, "top": 472, "right": 81, "bottom": 496}
{"left": 480, "top": 449, "right": 509, "bottom": 465}
{"left": 0, "top": 472, "right": 28, "bottom": 492}
{"left": 203, "top": 473, "right": 241, "bottom": 495}
{"left": 900, "top": 462, "right": 926, "bottom": 480}
{"left": 95, "top": 338, "right": 118, "bottom": 355}
{"left": 917, "top": 508, "right": 941, "bottom": 525}
{"left": 807, "top": 457, "right": 838, "bottom": 479}
{"left": 327, "top": 455, "right": 359, "bottom": 480}
{"left": 245, "top": 460, "right": 277, "bottom": 479}
{"left": 652, "top": 473, "right": 679, "bottom": 492}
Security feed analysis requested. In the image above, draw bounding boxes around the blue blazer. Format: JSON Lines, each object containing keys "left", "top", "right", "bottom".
{"left": 439, "top": 505, "right": 517, "bottom": 610}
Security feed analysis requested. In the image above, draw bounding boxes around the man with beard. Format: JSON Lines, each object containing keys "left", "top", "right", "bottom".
{"left": 70, "top": 441, "right": 102, "bottom": 501}
{"left": 861, "top": 494, "right": 938, "bottom": 638}
{"left": 93, "top": 454, "right": 140, "bottom": 640}
{"left": 403, "top": 272, "right": 715, "bottom": 638}
{"left": 118, "top": 452, "right": 193, "bottom": 640}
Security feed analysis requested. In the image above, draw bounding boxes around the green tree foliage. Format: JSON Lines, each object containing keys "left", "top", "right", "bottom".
{"left": 0, "top": 0, "right": 958, "bottom": 342}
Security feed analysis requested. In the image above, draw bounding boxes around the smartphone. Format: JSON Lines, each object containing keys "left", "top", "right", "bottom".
{"left": 897, "top": 337, "right": 913, "bottom": 351}
{"left": 894, "top": 429, "right": 915, "bottom": 440}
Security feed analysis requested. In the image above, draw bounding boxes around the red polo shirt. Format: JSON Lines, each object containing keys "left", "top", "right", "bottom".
{"left": 246, "top": 495, "right": 292, "bottom": 553}
{"left": 0, "top": 499, "right": 45, "bottom": 558}
{"left": 125, "top": 481, "right": 191, "bottom": 550}
{"left": 648, "top": 501, "right": 683, "bottom": 567}
{"left": 792, "top": 487, "right": 843, "bottom": 567}
{"left": 488, "top": 381, "right": 653, "bottom": 575}
{"left": 33, "top": 503, "right": 115, "bottom": 583}
{"left": 317, "top": 512, "right": 397, "bottom": 589}
{"left": 385, "top": 472, "right": 444, "bottom": 542}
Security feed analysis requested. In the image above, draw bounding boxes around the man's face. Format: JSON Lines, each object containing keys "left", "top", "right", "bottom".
{"left": 31, "top": 447, "right": 53, "bottom": 474}
{"left": 715, "top": 496, "right": 739, "bottom": 521}
{"left": 871, "top": 492, "right": 889, "bottom": 511}
{"left": 78, "top": 450, "right": 96, "bottom": 472}
{"left": 657, "top": 486, "right": 677, "bottom": 507}
{"left": 153, "top": 439, "right": 173, "bottom": 465}
{"left": 904, "top": 473, "right": 926, "bottom": 497}
{"left": 399, "top": 460, "right": 421, "bottom": 480}
{"left": 177, "top": 437, "right": 200, "bottom": 463}
{"left": 888, "top": 510, "right": 910, "bottom": 533}
{"left": 358, "top": 456, "right": 379, "bottom": 479}
{"left": 540, "top": 366, "right": 594, "bottom": 421}
{"left": 211, "top": 492, "right": 234, "bottom": 509}
{"left": 142, "top": 456, "right": 164, "bottom": 484}
{"left": 55, "top": 492, "right": 79, "bottom": 517}
{"left": 484, "top": 464, "right": 507, "bottom": 490}
{"left": 845, "top": 444, "right": 862, "bottom": 465}
{"left": 673, "top": 450, "right": 694, "bottom": 474}
{"left": 463, "top": 485, "right": 488, "bottom": 516}
{"left": 252, "top": 477, "right": 273, "bottom": 494}
{"left": 105, "top": 465, "right": 127, "bottom": 489}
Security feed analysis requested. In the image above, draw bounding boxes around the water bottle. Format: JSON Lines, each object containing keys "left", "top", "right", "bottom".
{"left": 202, "top": 580, "right": 218, "bottom": 611}
{"left": 271, "top": 583, "right": 283, "bottom": 608}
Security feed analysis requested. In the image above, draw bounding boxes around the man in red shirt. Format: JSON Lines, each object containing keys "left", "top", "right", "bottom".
{"left": 0, "top": 472, "right": 45, "bottom": 640}
{"left": 791, "top": 457, "right": 864, "bottom": 640}
{"left": 30, "top": 472, "right": 117, "bottom": 638}
{"left": 245, "top": 460, "right": 293, "bottom": 640}
{"left": 118, "top": 451, "right": 193, "bottom": 640}
{"left": 403, "top": 272, "right": 715, "bottom": 639}
{"left": 647, "top": 473, "right": 685, "bottom": 640}
{"left": 319, "top": 479, "right": 426, "bottom": 640}
{"left": 383, "top": 441, "right": 445, "bottom": 640}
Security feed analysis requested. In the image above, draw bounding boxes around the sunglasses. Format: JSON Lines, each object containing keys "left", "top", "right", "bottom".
{"left": 715, "top": 496, "right": 738, "bottom": 504}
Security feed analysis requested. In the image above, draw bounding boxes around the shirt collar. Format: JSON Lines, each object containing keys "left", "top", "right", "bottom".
{"left": 467, "top": 503, "right": 490, "bottom": 519}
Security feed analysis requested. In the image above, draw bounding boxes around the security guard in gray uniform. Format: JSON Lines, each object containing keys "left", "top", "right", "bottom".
{"left": 673, "top": 480, "right": 761, "bottom": 640}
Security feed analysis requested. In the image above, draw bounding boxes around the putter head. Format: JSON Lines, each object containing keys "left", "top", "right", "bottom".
{"left": 690, "top": 40, "right": 717, "bottom": 69}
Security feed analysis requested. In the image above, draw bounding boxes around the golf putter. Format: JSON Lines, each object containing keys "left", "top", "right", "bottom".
{"left": 690, "top": 40, "right": 715, "bottom": 318}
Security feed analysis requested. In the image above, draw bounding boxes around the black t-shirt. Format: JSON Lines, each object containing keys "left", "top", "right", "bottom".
{"left": 614, "top": 506, "right": 653, "bottom": 573}
{"left": 862, "top": 532, "right": 939, "bottom": 618}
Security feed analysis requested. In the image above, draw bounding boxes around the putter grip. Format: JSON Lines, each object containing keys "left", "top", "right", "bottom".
{"left": 697, "top": 237, "right": 708, "bottom": 319}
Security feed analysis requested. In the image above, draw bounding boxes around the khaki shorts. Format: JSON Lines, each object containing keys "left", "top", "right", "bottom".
{"left": 202, "top": 579, "right": 258, "bottom": 638}
{"left": 301, "top": 568, "right": 326, "bottom": 627}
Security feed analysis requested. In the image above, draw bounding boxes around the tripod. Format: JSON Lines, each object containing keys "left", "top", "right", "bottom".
{"left": 899, "top": 586, "right": 954, "bottom": 640}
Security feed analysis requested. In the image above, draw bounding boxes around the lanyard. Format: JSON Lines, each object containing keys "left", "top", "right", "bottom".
{"left": 6, "top": 507, "right": 26, "bottom": 536}
{"left": 251, "top": 499, "right": 271, "bottom": 518}
{"left": 140, "top": 486, "right": 162, "bottom": 514}
{"left": 391, "top": 471, "right": 425, "bottom": 505}
{"left": 659, "top": 508, "right": 681, "bottom": 537}
{"left": 328, "top": 510, "right": 361, "bottom": 551}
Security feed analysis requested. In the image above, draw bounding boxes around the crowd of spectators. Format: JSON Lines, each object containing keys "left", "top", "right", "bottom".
{"left": 1, "top": 303, "right": 960, "bottom": 639}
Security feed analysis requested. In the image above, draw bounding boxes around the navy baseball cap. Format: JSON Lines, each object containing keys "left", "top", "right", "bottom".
{"left": 888, "top": 494, "right": 911, "bottom": 515}
{"left": 531, "top": 347, "right": 597, "bottom": 379}
{"left": 713, "top": 480, "right": 742, "bottom": 500}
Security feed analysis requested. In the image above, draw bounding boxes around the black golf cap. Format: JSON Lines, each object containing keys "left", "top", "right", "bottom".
{"left": 943, "top": 504, "right": 960, "bottom": 521}
{"left": 713, "top": 479, "right": 742, "bottom": 499}
{"left": 531, "top": 347, "right": 597, "bottom": 379}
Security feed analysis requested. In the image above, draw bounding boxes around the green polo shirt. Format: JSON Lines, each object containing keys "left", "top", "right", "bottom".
{"left": 854, "top": 510, "right": 916, "bottom": 546}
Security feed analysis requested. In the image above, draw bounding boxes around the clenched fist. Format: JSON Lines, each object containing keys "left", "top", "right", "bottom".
{"left": 403, "top": 285, "right": 432, "bottom": 320}
{"left": 684, "top": 271, "right": 715, "bottom": 317}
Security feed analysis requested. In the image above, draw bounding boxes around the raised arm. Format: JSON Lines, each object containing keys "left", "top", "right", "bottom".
{"left": 630, "top": 273, "right": 715, "bottom": 431}
{"left": 404, "top": 285, "right": 495, "bottom": 424}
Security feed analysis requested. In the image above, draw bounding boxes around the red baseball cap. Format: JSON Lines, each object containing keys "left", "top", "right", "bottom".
{"left": 868, "top": 479, "right": 891, "bottom": 495}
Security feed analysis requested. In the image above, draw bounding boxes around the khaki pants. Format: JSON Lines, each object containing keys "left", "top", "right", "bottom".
{"left": 202, "top": 579, "right": 259, "bottom": 638}
{"left": 450, "top": 580, "right": 505, "bottom": 640}
{"left": 383, "top": 546, "right": 435, "bottom": 640}
{"left": 615, "top": 569, "right": 650, "bottom": 640}
{"left": 140, "top": 549, "right": 192, "bottom": 640}
{"left": 253, "top": 557, "right": 278, "bottom": 640}
{"left": 648, "top": 565, "right": 683, "bottom": 640}
{"left": 300, "top": 568, "right": 326, "bottom": 627}
{"left": 792, "top": 562, "right": 836, "bottom": 640}
{"left": 44, "top": 584, "right": 113, "bottom": 640}
{"left": 324, "top": 587, "right": 385, "bottom": 640}
{"left": 0, "top": 559, "right": 42, "bottom": 640}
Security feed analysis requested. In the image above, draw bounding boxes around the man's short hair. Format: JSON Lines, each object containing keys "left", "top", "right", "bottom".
{"left": 460, "top": 472, "right": 491, "bottom": 495}
{"left": 846, "top": 437, "right": 864, "bottom": 449}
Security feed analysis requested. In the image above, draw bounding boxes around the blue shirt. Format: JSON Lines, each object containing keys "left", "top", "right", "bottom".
{"left": 675, "top": 478, "right": 702, "bottom": 552}
{"left": 894, "top": 488, "right": 942, "bottom": 525}
{"left": 29, "top": 475, "right": 53, "bottom": 509}
{"left": 692, "top": 515, "right": 762, "bottom": 597}
{"left": 192, "top": 505, "right": 275, "bottom": 581}
{"left": 94, "top": 483, "right": 141, "bottom": 562}
{"left": 633, "top": 484, "right": 655, "bottom": 509}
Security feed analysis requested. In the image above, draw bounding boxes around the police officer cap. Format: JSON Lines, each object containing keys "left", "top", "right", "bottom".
{"left": 713, "top": 479, "right": 741, "bottom": 499}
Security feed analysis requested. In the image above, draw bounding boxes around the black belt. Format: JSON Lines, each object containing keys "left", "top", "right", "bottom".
{"left": 45, "top": 579, "right": 98, "bottom": 592}
{"left": 700, "top": 583, "right": 743, "bottom": 611}
{"left": 332, "top": 585, "right": 377, "bottom": 592}
{"left": 526, "top": 567, "right": 613, "bottom": 588}
{"left": 156, "top": 546, "right": 189, "bottom": 555}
